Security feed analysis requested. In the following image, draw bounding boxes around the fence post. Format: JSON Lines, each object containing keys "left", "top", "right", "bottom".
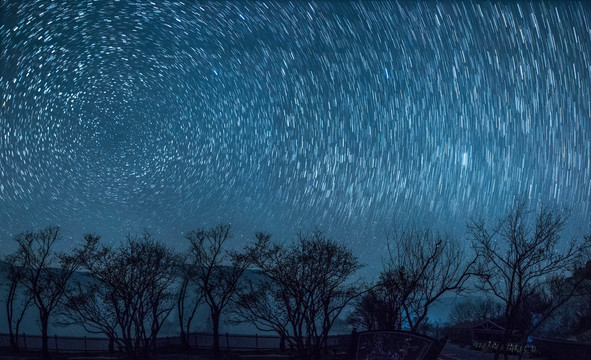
{"left": 55, "top": 334, "right": 58, "bottom": 352}
{"left": 226, "top": 332, "right": 229, "bottom": 351}
{"left": 256, "top": 333, "right": 258, "bottom": 351}
{"left": 85, "top": 336, "right": 87, "bottom": 353}
{"left": 23, "top": 333, "right": 27, "bottom": 350}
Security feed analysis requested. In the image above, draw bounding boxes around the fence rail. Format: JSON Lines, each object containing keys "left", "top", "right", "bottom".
{"left": 0, "top": 332, "right": 351, "bottom": 353}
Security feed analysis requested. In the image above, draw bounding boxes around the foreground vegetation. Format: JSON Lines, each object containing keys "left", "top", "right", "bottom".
{"left": 2, "top": 199, "right": 590, "bottom": 360}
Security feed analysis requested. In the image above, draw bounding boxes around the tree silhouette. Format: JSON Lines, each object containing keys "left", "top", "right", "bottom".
{"left": 243, "top": 231, "right": 363, "bottom": 359}
{"left": 347, "top": 285, "right": 403, "bottom": 331}
{"left": 10, "top": 226, "right": 84, "bottom": 360}
{"left": 539, "top": 259, "right": 591, "bottom": 339}
{"left": 176, "top": 259, "right": 203, "bottom": 350}
{"left": 381, "top": 227, "right": 476, "bottom": 332}
{"left": 61, "top": 233, "right": 178, "bottom": 360}
{"left": 185, "top": 224, "right": 253, "bottom": 359}
{"left": 230, "top": 267, "right": 290, "bottom": 351}
{"left": 469, "top": 200, "right": 590, "bottom": 360}
{"left": 448, "top": 298, "right": 503, "bottom": 326}
{"left": 3, "top": 253, "right": 34, "bottom": 351}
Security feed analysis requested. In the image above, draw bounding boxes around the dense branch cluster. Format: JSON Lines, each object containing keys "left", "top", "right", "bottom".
{"left": 233, "top": 231, "right": 363, "bottom": 358}
{"left": 62, "top": 233, "right": 179, "bottom": 360}
{"left": 467, "top": 200, "right": 589, "bottom": 360}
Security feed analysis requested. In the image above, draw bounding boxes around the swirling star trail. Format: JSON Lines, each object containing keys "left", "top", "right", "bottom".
{"left": 1, "top": 1, "right": 590, "bottom": 273}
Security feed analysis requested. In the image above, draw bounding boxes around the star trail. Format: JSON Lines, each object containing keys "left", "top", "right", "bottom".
{"left": 1, "top": 1, "right": 590, "bottom": 272}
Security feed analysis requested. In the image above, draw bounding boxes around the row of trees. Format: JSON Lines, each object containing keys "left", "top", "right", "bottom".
{"left": 2, "top": 224, "right": 363, "bottom": 360}
{"left": 2, "top": 200, "right": 590, "bottom": 360}
{"left": 346, "top": 200, "right": 589, "bottom": 360}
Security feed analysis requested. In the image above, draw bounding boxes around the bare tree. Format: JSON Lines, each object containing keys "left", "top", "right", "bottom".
{"left": 2, "top": 254, "right": 33, "bottom": 351}
{"left": 380, "top": 227, "right": 476, "bottom": 332}
{"left": 245, "top": 231, "right": 363, "bottom": 359}
{"left": 537, "top": 259, "right": 591, "bottom": 339}
{"left": 347, "top": 285, "right": 402, "bottom": 331}
{"left": 448, "top": 298, "right": 503, "bottom": 326}
{"left": 469, "top": 200, "right": 589, "bottom": 360}
{"left": 61, "top": 233, "right": 179, "bottom": 360}
{"left": 59, "top": 279, "right": 120, "bottom": 347}
{"left": 176, "top": 260, "right": 203, "bottom": 350}
{"left": 10, "top": 226, "right": 84, "bottom": 360}
{"left": 230, "top": 269, "right": 291, "bottom": 351}
{"left": 185, "top": 224, "right": 253, "bottom": 359}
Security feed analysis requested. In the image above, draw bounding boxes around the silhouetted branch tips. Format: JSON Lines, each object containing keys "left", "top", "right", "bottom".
{"left": 61, "top": 231, "right": 178, "bottom": 360}
{"left": 351, "top": 225, "right": 476, "bottom": 333}
{"left": 3, "top": 226, "right": 85, "bottom": 359}
{"left": 185, "top": 223, "right": 254, "bottom": 359}
{"left": 232, "top": 230, "right": 363, "bottom": 359}
{"left": 3, "top": 210, "right": 588, "bottom": 359}
{"left": 469, "top": 199, "right": 589, "bottom": 360}
{"left": 3, "top": 253, "right": 33, "bottom": 351}
{"left": 448, "top": 298, "right": 504, "bottom": 326}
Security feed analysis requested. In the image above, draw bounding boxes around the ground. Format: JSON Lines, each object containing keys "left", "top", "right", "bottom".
{"left": 0, "top": 343, "right": 548, "bottom": 360}
{"left": 439, "top": 343, "right": 544, "bottom": 360}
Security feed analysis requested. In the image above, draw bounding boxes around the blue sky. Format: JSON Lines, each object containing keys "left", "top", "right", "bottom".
{"left": 1, "top": 1, "right": 590, "bottom": 277}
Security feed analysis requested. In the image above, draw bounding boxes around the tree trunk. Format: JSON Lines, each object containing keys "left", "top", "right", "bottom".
{"left": 9, "top": 332, "right": 17, "bottom": 352}
{"left": 7, "top": 286, "right": 18, "bottom": 351}
{"left": 123, "top": 337, "right": 134, "bottom": 360}
{"left": 40, "top": 311, "right": 50, "bottom": 360}
{"left": 212, "top": 311, "right": 221, "bottom": 360}
{"left": 295, "top": 328, "right": 306, "bottom": 358}
{"left": 14, "top": 321, "right": 22, "bottom": 352}
{"left": 180, "top": 327, "right": 188, "bottom": 350}
{"left": 279, "top": 335, "right": 286, "bottom": 352}
{"left": 8, "top": 322, "right": 17, "bottom": 351}
{"left": 178, "top": 285, "right": 188, "bottom": 350}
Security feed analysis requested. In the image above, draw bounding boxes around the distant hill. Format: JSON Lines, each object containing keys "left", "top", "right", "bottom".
{"left": 0, "top": 263, "right": 464, "bottom": 337}
{"left": 0, "top": 266, "right": 317, "bottom": 337}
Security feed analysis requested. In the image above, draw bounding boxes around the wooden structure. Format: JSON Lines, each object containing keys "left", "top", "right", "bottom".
{"left": 471, "top": 320, "right": 508, "bottom": 342}
{"left": 447, "top": 320, "right": 522, "bottom": 345}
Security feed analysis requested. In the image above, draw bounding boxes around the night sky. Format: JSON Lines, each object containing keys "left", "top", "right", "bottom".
{"left": 1, "top": 1, "right": 590, "bottom": 276}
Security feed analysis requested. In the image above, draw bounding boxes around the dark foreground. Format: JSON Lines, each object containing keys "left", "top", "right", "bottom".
{"left": 439, "top": 343, "right": 546, "bottom": 360}
{"left": 0, "top": 343, "right": 549, "bottom": 360}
